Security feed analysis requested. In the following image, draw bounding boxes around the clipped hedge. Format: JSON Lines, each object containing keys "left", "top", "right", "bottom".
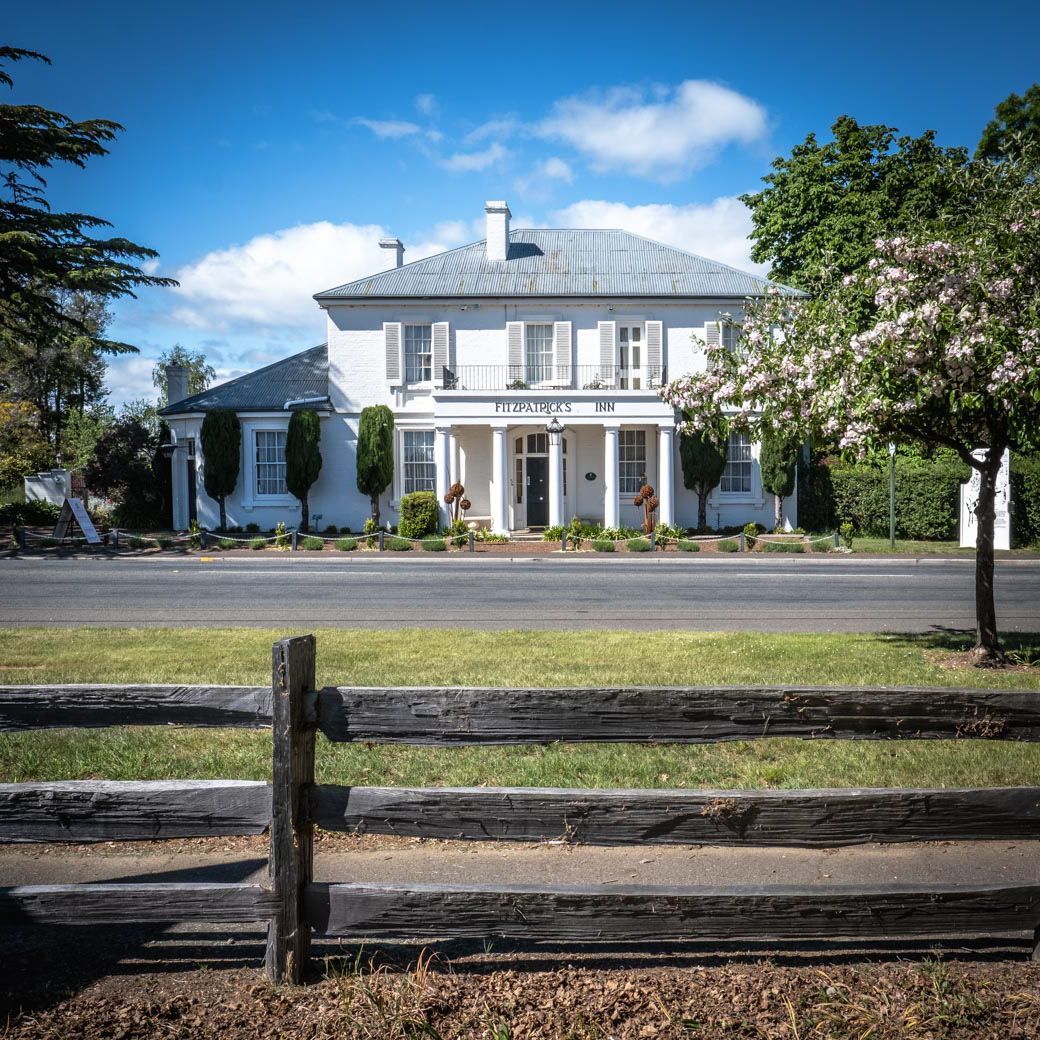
{"left": 1011, "top": 454, "right": 1040, "bottom": 548}
{"left": 0, "top": 500, "right": 62, "bottom": 527}
{"left": 398, "top": 491, "right": 439, "bottom": 539}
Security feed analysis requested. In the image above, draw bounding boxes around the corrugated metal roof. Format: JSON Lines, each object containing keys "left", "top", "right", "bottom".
{"left": 160, "top": 344, "right": 328, "bottom": 416}
{"left": 314, "top": 229, "right": 801, "bottom": 300}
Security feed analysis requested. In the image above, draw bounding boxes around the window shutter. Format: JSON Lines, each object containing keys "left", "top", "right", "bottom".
{"left": 598, "top": 320, "right": 616, "bottom": 383}
{"left": 704, "top": 322, "right": 721, "bottom": 348}
{"left": 507, "top": 321, "right": 524, "bottom": 382}
{"left": 384, "top": 322, "right": 402, "bottom": 384}
{"left": 552, "top": 320, "right": 572, "bottom": 387}
{"left": 646, "top": 320, "right": 663, "bottom": 382}
{"left": 432, "top": 321, "right": 449, "bottom": 386}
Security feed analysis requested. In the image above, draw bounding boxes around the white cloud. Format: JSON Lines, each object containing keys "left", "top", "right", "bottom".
{"left": 514, "top": 156, "right": 573, "bottom": 197}
{"left": 439, "top": 142, "right": 507, "bottom": 172}
{"left": 353, "top": 118, "right": 423, "bottom": 139}
{"left": 169, "top": 220, "right": 470, "bottom": 335}
{"left": 463, "top": 117, "right": 520, "bottom": 144}
{"left": 415, "top": 93, "right": 437, "bottom": 116}
{"left": 538, "top": 81, "right": 767, "bottom": 181}
{"left": 551, "top": 197, "right": 767, "bottom": 274}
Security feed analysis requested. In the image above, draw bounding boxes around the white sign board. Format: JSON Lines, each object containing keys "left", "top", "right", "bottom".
{"left": 960, "top": 449, "right": 1011, "bottom": 550}
{"left": 53, "top": 497, "right": 102, "bottom": 545}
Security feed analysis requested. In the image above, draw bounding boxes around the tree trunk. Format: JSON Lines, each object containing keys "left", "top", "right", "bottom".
{"left": 218, "top": 497, "right": 227, "bottom": 533}
{"left": 774, "top": 494, "right": 783, "bottom": 531}
{"left": 370, "top": 493, "right": 380, "bottom": 527}
{"left": 300, "top": 493, "right": 310, "bottom": 533}
{"left": 696, "top": 489, "right": 707, "bottom": 531}
{"left": 972, "top": 453, "right": 1005, "bottom": 666}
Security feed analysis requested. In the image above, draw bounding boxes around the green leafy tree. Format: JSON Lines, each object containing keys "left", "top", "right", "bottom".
{"left": 759, "top": 432, "right": 800, "bottom": 530}
{"left": 977, "top": 84, "right": 1040, "bottom": 161}
{"left": 356, "top": 405, "right": 394, "bottom": 525}
{"left": 741, "top": 116, "right": 967, "bottom": 290}
{"left": 151, "top": 345, "right": 216, "bottom": 407}
{"left": 678, "top": 428, "right": 726, "bottom": 530}
{"left": 0, "top": 399, "right": 52, "bottom": 491}
{"left": 199, "top": 409, "right": 241, "bottom": 531}
{"left": 83, "top": 414, "right": 165, "bottom": 528}
{"left": 285, "top": 409, "right": 322, "bottom": 533}
{"left": 0, "top": 47, "right": 175, "bottom": 347}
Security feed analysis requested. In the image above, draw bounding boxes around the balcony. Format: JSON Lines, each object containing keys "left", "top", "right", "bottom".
{"left": 439, "top": 365, "right": 667, "bottom": 392}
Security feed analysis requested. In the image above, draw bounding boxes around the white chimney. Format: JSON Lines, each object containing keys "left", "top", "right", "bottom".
{"left": 165, "top": 362, "right": 189, "bottom": 405}
{"left": 379, "top": 237, "right": 405, "bottom": 269}
{"left": 485, "top": 200, "right": 510, "bottom": 261}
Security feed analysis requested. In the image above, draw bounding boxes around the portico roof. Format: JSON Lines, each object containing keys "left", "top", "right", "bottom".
{"left": 314, "top": 229, "right": 803, "bottom": 302}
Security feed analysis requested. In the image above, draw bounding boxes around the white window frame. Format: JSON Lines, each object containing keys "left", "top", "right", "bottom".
{"left": 720, "top": 432, "right": 753, "bottom": 495}
{"left": 401, "top": 428, "right": 436, "bottom": 496}
{"left": 240, "top": 418, "right": 293, "bottom": 508}
{"left": 616, "top": 320, "right": 645, "bottom": 389}
{"left": 722, "top": 321, "right": 742, "bottom": 352}
{"left": 618, "top": 429, "right": 647, "bottom": 496}
{"left": 524, "top": 322, "right": 554, "bottom": 386}
{"left": 403, "top": 323, "right": 433, "bottom": 386}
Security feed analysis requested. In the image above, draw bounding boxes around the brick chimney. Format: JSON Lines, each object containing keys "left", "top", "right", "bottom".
{"left": 485, "top": 201, "right": 510, "bottom": 262}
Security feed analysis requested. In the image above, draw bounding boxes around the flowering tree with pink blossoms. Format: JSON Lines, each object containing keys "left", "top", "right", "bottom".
{"left": 662, "top": 160, "right": 1040, "bottom": 663}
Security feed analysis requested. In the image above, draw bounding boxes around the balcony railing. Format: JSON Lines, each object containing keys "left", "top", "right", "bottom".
{"left": 439, "top": 365, "right": 667, "bottom": 392}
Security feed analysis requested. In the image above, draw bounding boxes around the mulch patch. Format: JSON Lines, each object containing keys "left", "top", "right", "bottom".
{"left": 3, "top": 958, "right": 1038, "bottom": 1039}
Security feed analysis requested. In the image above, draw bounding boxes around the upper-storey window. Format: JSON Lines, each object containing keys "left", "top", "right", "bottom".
{"left": 720, "top": 432, "right": 752, "bottom": 494}
{"left": 722, "top": 322, "right": 741, "bottom": 351}
{"left": 525, "top": 323, "right": 553, "bottom": 383}
{"left": 618, "top": 324, "right": 643, "bottom": 389}
{"left": 404, "top": 324, "right": 432, "bottom": 384}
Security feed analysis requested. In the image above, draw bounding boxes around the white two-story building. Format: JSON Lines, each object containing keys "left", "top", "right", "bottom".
{"left": 161, "top": 201, "right": 800, "bottom": 534}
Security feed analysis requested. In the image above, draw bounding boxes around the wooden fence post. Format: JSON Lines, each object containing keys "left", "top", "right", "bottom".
{"left": 265, "top": 634, "right": 316, "bottom": 983}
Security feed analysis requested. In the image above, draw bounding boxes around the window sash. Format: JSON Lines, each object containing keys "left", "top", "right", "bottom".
{"left": 404, "top": 325, "right": 433, "bottom": 384}
{"left": 255, "top": 430, "right": 287, "bottom": 496}
{"left": 402, "top": 430, "right": 435, "bottom": 494}
{"left": 618, "top": 430, "right": 646, "bottom": 495}
{"left": 525, "top": 323, "right": 554, "bottom": 383}
{"left": 720, "top": 433, "right": 752, "bottom": 494}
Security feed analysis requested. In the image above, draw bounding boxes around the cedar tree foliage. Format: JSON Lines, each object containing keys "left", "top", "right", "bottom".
{"left": 199, "top": 409, "right": 241, "bottom": 532}
{"left": 678, "top": 429, "right": 726, "bottom": 531}
{"left": 285, "top": 408, "right": 322, "bottom": 533}
{"left": 356, "top": 404, "right": 394, "bottom": 525}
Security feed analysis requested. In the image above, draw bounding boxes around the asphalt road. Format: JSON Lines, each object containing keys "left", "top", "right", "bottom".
{"left": 2, "top": 554, "right": 1039, "bottom": 631}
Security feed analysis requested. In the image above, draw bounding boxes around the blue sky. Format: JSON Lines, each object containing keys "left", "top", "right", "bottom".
{"left": 9, "top": 0, "right": 1039, "bottom": 405}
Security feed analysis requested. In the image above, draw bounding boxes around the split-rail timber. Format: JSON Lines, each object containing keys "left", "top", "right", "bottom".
{"left": 1, "top": 635, "right": 1039, "bottom": 982}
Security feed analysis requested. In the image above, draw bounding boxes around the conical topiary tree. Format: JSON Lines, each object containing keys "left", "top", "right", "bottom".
{"left": 199, "top": 409, "right": 240, "bottom": 531}
{"left": 286, "top": 409, "right": 323, "bottom": 533}
{"left": 356, "top": 405, "right": 394, "bottom": 525}
{"left": 679, "top": 428, "right": 727, "bottom": 531}
{"left": 759, "top": 431, "right": 800, "bottom": 530}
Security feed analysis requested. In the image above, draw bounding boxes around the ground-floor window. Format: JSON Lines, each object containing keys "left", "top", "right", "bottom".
{"left": 619, "top": 430, "right": 646, "bottom": 494}
{"left": 721, "top": 432, "right": 752, "bottom": 494}
{"left": 402, "top": 430, "right": 435, "bottom": 494}
{"left": 255, "top": 430, "right": 287, "bottom": 496}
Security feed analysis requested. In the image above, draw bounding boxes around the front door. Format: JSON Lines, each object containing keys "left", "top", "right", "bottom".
{"left": 186, "top": 458, "right": 198, "bottom": 525}
{"left": 526, "top": 456, "right": 548, "bottom": 527}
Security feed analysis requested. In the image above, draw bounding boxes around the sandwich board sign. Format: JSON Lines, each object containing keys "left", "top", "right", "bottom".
{"left": 53, "top": 497, "right": 101, "bottom": 545}
{"left": 959, "top": 449, "right": 1011, "bottom": 550}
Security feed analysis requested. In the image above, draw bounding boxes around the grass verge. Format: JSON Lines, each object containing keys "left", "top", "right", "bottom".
{"left": 1, "top": 627, "right": 1037, "bottom": 789}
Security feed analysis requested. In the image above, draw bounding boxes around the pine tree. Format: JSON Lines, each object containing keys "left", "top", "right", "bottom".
{"left": 286, "top": 409, "right": 322, "bottom": 533}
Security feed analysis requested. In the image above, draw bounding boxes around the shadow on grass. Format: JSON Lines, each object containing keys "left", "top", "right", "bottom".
{"left": 885, "top": 628, "right": 1040, "bottom": 665}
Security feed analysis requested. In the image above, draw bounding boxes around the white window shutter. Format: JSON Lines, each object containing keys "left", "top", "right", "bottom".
{"left": 646, "top": 320, "right": 663, "bottom": 382}
{"left": 432, "top": 321, "right": 450, "bottom": 386}
{"left": 598, "top": 320, "right": 616, "bottom": 383}
{"left": 384, "top": 322, "right": 402, "bottom": 385}
{"left": 704, "top": 322, "right": 721, "bottom": 348}
{"left": 552, "top": 320, "right": 572, "bottom": 386}
{"left": 507, "top": 321, "right": 524, "bottom": 382}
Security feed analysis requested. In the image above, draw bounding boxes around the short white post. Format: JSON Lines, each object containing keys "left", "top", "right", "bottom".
{"left": 490, "top": 425, "right": 509, "bottom": 534}
{"left": 603, "top": 425, "right": 620, "bottom": 530}
{"left": 547, "top": 418, "right": 565, "bottom": 529}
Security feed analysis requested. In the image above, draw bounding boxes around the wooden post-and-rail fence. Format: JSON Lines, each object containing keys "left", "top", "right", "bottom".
{"left": 1, "top": 634, "right": 1040, "bottom": 982}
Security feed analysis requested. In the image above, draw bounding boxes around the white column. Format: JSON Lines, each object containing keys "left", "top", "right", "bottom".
{"left": 434, "top": 425, "right": 451, "bottom": 527}
{"left": 448, "top": 430, "right": 459, "bottom": 487}
{"left": 490, "top": 425, "right": 509, "bottom": 534}
{"left": 603, "top": 425, "right": 620, "bottom": 530}
{"left": 658, "top": 424, "right": 675, "bottom": 527}
{"left": 548, "top": 429, "right": 565, "bottom": 528}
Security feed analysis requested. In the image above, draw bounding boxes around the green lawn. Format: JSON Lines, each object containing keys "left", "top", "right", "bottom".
{"left": 849, "top": 536, "right": 1039, "bottom": 555}
{"left": 1, "top": 627, "right": 1038, "bottom": 790}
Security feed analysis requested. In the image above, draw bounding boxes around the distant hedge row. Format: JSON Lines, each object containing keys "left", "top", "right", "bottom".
{"left": 800, "top": 454, "right": 1040, "bottom": 546}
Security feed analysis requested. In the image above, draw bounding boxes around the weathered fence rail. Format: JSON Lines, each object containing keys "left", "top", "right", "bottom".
{"left": 1, "top": 636, "right": 1039, "bottom": 984}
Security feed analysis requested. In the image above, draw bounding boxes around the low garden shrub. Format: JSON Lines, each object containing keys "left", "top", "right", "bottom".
{"left": 475, "top": 529, "right": 509, "bottom": 543}
{"left": 301, "top": 535, "right": 324, "bottom": 551}
{"left": 654, "top": 522, "right": 684, "bottom": 544}
{"left": 323, "top": 524, "right": 338, "bottom": 535}
{"left": 542, "top": 525, "right": 565, "bottom": 542}
{"left": 249, "top": 537, "right": 267, "bottom": 551}
{"left": 591, "top": 539, "right": 614, "bottom": 552}
{"left": 678, "top": 539, "right": 701, "bottom": 552}
{"left": 156, "top": 536, "right": 174, "bottom": 550}
{"left": 627, "top": 537, "right": 652, "bottom": 552}
{"left": 717, "top": 538, "right": 739, "bottom": 552}
{"left": 274, "top": 522, "right": 289, "bottom": 550}
{"left": 421, "top": 536, "right": 446, "bottom": 551}
{"left": 217, "top": 537, "right": 236, "bottom": 550}
{"left": 37, "top": 536, "right": 58, "bottom": 547}
{"left": 398, "top": 491, "right": 439, "bottom": 539}
{"left": 763, "top": 540, "right": 805, "bottom": 553}
{"left": 334, "top": 537, "right": 358, "bottom": 551}
{"left": 742, "top": 521, "right": 763, "bottom": 543}
{"left": 128, "top": 535, "right": 148, "bottom": 550}
{"left": 386, "top": 535, "right": 413, "bottom": 551}
{"left": 0, "top": 500, "right": 61, "bottom": 527}
{"left": 245, "top": 522, "right": 260, "bottom": 533}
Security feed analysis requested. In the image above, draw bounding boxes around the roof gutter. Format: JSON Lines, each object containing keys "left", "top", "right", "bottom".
{"left": 283, "top": 395, "right": 330, "bottom": 410}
